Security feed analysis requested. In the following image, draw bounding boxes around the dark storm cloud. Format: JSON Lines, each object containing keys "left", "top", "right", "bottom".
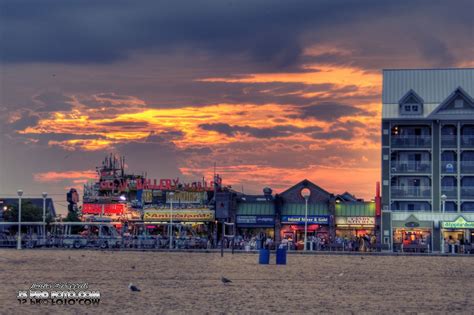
{"left": 2, "top": 0, "right": 472, "bottom": 69}
{"left": 299, "top": 103, "right": 372, "bottom": 121}
{"left": 311, "top": 129, "right": 354, "bottom": 140}
{"left": 9, "top": 111, "right": 40, "bottom": 130}
{"left": 33, "top": 91, "right": 74, "bottom": 112}
{"left": 199, "top": 123, "right": 323, "bottom": 138}
{"left": 98, "top": 121, "right": 150, "bottom": 128}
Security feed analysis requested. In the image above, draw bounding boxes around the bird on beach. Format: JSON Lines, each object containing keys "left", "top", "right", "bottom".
{"left": 221, "top": 277, "right": 232, "bottom": 284}
{"left": 128, "top": 283, "right": 141, "bottom": 292}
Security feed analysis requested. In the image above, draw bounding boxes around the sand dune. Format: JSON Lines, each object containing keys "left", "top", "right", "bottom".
{"left": 0, "top": 250, "right": 473, "bottom": 314}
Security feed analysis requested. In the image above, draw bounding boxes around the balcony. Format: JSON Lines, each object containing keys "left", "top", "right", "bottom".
{"left": 461, "top": 187, "right": 474, "bottom": 199}
{"left": 441, "top": 135, "right": 457, "bottom": 147}
{"left": 391, "top": 135, "right": 431, "bottom": 148}
{"left": 441, "top": 187, "right": 457, "bottom": 199}
{"left": 391, "top": 161, "right": 431, "bottom": 173}
{"left": 461, "top": 161, "right": 474, "bottom": 174}
{"left": 461, "top": 135, "right": 474, "bottom": 147}
{"left": 391, "top": 186, "right": 431, "bottom": 199}
{"left": 441, "top": 161, "right": 457, "bottom": 174}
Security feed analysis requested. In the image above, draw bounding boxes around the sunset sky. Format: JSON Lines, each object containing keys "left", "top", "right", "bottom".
{"left": 1, "top": 0, "right": 473, "bottom": 213}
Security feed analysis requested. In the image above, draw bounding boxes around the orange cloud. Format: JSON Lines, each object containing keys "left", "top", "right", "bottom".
{"left": 34, "top": 170, "right": 97, "bottom": 183}
{"left": 197, "top": 65, "right": 381, "bottom": 88}
{"left": 19, "top": 64, "right": 382, "bottom": 199}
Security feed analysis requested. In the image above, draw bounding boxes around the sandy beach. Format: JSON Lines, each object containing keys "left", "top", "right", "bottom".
{"left": 0, "top": 250, "right": 473, "bottom": 314}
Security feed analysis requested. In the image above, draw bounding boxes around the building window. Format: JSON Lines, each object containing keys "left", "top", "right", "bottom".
{"left": 405, "top": 105, "right": 411, "bottom": 112}
{"left": 411, "top": 105, "right": 418, "bottom": 112}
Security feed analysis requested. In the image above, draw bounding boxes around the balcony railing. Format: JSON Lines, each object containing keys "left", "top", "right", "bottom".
{"left": 461, "top": 161, "right": 474, "bottom": 173}
{"left": 461, "top": 187, "right": 474, "bottom": 199}
{"left": 391, "top": 186, "right": 431, "bottom": 198}
{"left": 441, "top": 161, "right": 457, "bottom": 173}
{"left": 391, "top": 135, "right": 431, "bottom": 148}
{"left": 441, "top": 135, "right": 457, "bottom": 147}
{"left": 461, "top": 135, "right": 474, "bottom": 147}
{"left": 391, "top": 162, "right": 431, "bottom": 173}
{"left": 441, "top": 187, "right": 457, "bottom": 198}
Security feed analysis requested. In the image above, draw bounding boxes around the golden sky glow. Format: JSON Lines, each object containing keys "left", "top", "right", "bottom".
{"left": 15, "top": 64, "right": 382, "bottom": 199}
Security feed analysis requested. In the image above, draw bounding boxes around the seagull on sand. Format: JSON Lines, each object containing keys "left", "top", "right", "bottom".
{"left": 221, "top": 277, "right": 232, "bottom": 284}
{"left": 128, "top": 283, "right": 141, "bottom": 292}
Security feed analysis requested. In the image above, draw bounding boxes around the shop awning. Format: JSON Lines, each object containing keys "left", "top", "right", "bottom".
{"left": 281, "top": 202, "right": 329, "bottom": 216}
{"left": 335, "top": 202, "right": 375, "bottom": 217}
{"left": 237, "top": 202, "right": 274, "bottom": 216}
{"left": 392, "top": 214, "right": 432, "bottom": 229}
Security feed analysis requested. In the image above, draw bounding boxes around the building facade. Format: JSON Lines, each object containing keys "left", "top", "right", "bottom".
{"left": 381, "top": 68, "right": 474, "bottom": 252}
{"left": 235, "top": 179, "right": 378, "bottom": 250}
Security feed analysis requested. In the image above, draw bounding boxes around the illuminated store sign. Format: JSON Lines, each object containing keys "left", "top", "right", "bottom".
{"left": 281, "top": 215, "right": 329, "bottom": 225}
{"left": 143, "top": 209, "right": 214, "bottom": 222}
{"left": 442, "top": 216, "right": 474, "bottom": 229}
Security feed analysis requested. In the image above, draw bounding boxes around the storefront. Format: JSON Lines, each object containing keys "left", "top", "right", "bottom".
{"left": 441, "top": 216, "right": 474, "bottom": 253}
{"left": 392, "top": 215, "right": 432, "bottom": 252}
{"left": 335, "top": 216, "right": 376, "bottom": 238}
{"left": 335, "top": 202, "right": 377, "bottom": 239}
{"left": 280, "top": 214, "right": 330, "bottom": 250}
{"left": 235, "top": 199, "right": 275, "bottom": 249}
{"left": 143, "top": 208, "right": 215, "bottom": 238}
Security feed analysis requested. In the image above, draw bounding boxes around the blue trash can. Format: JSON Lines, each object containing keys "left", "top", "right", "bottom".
{"left": 276, "top": 248, "right": 287, "bottom": 265}
{"left": 259, "top": 248, "right": 270, "bottom": 264}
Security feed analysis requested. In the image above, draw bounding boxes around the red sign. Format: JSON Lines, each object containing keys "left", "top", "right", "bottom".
{"left": 82, "top": 203, "right": 125, "bottom": 215}
{"left": 99, "top": 177, "right": 222, "bottom": 192}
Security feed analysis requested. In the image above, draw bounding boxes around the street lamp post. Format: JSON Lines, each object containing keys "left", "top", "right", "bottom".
{"left": 17, "top": 189, "right": 23, "bottom": 250}
{"left": 169, "top": 192, "right": 174, "bottom": 250}
{"left": 42, "top": 192, "right": 47, "bottom": 241}
{"left": 301, "top": 188, "right": 311, "bottom": 251}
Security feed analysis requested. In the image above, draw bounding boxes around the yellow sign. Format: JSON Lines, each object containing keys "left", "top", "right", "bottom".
{"left": 336, "top": 216, "right": 375, "bottom": 226}
{"left": 166, "top": 191, "right": 207, "bottom": 204}
{"left": 143, "top": 209, "right": 214, "bottom": 222}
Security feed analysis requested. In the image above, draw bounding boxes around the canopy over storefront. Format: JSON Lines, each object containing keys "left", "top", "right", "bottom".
{"left": 336, "top": 202, "right": 375, "bottom": 217}
{"left": 392, "top": 214, "right": 432, "bottom": 229}
{"left": 236, "top": 201, "right": 275, "bottom": 227}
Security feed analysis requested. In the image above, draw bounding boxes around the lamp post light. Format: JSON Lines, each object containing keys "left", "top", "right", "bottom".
{"left": 301, "top": 188, "right": 311, "bottom": 251}
{"left": 441, "top": 194, "right": 447, "bottom": 213}
{"left": 42, "top": 192, "right": 47, "bottom": 241}
{"left": 169, "top": 192, "right": 174, "bottom": 250}
{"left": 17, "top": 189, "right": 23, "bottom": 250}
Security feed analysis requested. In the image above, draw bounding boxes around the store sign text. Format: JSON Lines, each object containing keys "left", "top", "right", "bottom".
{"left": 281, "top": 215, "right": 329, "bottom": 225}
{"left": 82, "top": 203, "right": 125, "bottom": 215}
{"left": 99, "top": 177, "right": 221, "bottom": 191}
{"left": 236, "top": 215, "right": 275, "bottom": 226}
{"left": 143, "top": 209, "right": 215, "bottom": 222}
{"left": 442, "top": 216, "right": 474, "bottom": 229}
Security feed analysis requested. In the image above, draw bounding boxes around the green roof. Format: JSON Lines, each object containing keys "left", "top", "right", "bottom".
{"left": 281, "top": 202, "right": 329, "bottom": 216}
{"left": 335, "top": 202, "right": 375, "bottom": 217}
{"left": 237, "top": 202, "right": 274, "bottom": 215}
